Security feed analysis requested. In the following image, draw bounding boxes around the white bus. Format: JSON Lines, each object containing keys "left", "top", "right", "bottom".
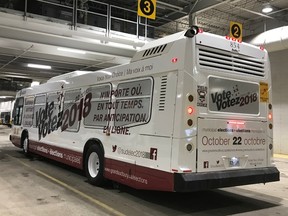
{"left": 0, "top": 100, "right": 14, "bottom": 126}
{"left": 10, "top": 27, "right": 279, "bottom": 192}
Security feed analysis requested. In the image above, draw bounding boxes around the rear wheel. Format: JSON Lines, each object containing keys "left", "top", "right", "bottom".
{"left": 85, "top": 145, "right": 105, "bottom": 186}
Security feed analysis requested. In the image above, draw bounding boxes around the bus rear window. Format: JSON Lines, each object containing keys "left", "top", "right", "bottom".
{"left": 208, "top": 76, "right": 259, "bottom": 114}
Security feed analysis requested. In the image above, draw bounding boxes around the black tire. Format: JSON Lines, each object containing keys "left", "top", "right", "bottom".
{"left": 22, "top": 134, "right": 30, "bottom": 157}
{"left": 85, "top": 145, "right": 105, "bottom": 186}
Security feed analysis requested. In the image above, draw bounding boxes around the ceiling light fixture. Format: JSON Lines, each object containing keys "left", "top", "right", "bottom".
{"left": 57, "top": 47, "right": 86, "bottom": 54}
{"left": 27, "top": 64, "right": 51, "bottom": 69}
{"left": 262, "top": 3, "right": 273, "bottom": 13}
{"left": 107, "top": 42, "right": 135, "bottom": 50}
{"left": 31, "top": 81, "right": 40, "bottom": 87}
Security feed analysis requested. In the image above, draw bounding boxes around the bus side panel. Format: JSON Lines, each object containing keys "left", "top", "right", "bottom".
{"left": 171, "top": 71, "right": 197, "bottom": 173}
{"left": 130, "top": 71, "right": 178, "bottom": 137}
{"left": 28, "top": 140, "right": 83, "bottom": 169}
{"left": 111, "top": 135, "right": 174, "bottom": 172}
{"left": 10, "top": 126, "right": 22, "bottom": 148}
{"left": 103, "top": 71, "right": 178, "bottom": 174}
{"left": 104, "top": 158, "right": 174, "bottom": 191}
{"left": 10, "top": 135, "right": 21, "bottom": 148}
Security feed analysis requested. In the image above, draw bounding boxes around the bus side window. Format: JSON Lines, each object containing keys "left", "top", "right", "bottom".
{"left": 62, "top": 89, "right": 81, "bottom": 132}
{"left": 33, "top": 94, "right": 46, "bottom": 127}
{"left": 13, "top": 97, "right": 24, "bottom": 126}
{"left": 23, "top": 96, "right": 35, "bottom": 127}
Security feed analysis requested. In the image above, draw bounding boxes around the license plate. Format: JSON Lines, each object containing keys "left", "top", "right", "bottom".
{"left": 229, "top": 157, "right": 240, "bottom": 167}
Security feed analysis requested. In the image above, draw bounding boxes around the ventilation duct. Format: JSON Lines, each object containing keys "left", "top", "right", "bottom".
{"left": 198, "top": 46, "right": 265, "bottom": 77}
{"left": 248, "top": 26, "right": 288, "bottom": 52}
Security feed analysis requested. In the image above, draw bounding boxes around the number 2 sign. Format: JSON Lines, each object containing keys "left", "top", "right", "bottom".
{"left": 230, "top": 21, "right": 242, "bottom": 41}
{"left": 138, "top": 0, "right": 156, "bottom": 20}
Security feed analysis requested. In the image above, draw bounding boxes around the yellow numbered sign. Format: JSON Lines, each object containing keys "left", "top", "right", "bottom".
{"left": 260, "top": 82, "right": 269, "bottom": 102}
{"left": 230, "top": 21, "right": 242, "bottom": 41}
{"left": 138, "top": 0, "right": 156, "bottom": 20}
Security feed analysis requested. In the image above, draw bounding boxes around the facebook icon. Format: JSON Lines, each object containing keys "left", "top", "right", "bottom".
{"left": 150, "top": 148, "right": 158, "bottom": 160}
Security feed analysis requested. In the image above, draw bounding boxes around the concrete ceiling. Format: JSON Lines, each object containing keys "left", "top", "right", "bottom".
{"left": 0, "top": 0, "right": 288, "bottom": 100}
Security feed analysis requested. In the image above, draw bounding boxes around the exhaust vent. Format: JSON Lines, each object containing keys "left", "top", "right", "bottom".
{"left": 142, "top": 44, "right": 167, "bottom": 58}
{"left": 198, "top": 46, "right": 265, "bottom": 77}
{"left": 131, "top": 43, "right": 170, "bottom": 62}
{"left": 159, "top": 76, "right": 167, "bottom": 111}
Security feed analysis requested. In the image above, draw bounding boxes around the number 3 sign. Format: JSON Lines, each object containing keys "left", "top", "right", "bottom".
{"left": 138, "top": 0, "right": 156, "bottom": 20}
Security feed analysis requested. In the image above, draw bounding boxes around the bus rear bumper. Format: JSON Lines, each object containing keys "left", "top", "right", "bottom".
{"left": 174, "top": 167, "right": 280, "bottom": 192}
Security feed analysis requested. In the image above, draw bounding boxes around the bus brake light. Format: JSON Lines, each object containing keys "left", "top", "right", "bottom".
{"left": 187, "top": 106, "right": 194, "bottom": 115}
{"left": 228, "top": 120, "right": 245, "bottom": 125}
{"left": 268, "top": 113, "right": 272, "bottom": 120}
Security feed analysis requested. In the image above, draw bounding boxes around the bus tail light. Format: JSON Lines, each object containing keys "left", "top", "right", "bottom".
{"left": 227, "top": 120, "right": 245, "bottom": 125}
{"left": 268, "top": 113, "right": 272, "bottom": 120}
{"left": 186, "top": 94, "right": 195, "bottom": 126}
{"left": 187, "top": 106, "right": 194, "bottom": 115}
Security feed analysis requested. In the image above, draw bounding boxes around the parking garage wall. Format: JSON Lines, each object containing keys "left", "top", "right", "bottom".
{"left": 270, "top": 49, "right": 288, "bottom": 154}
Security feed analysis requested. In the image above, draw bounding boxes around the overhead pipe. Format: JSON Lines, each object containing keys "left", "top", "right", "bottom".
{"left": 0, "top": 45, "right": 34, "bottom": 71}
{"left": 248, "top": 26, "right": 288, "bottom": 52}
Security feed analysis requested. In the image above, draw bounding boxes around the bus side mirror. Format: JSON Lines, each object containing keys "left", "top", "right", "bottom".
{"left": 184, "top": 26, "right": 199, "bottom": 38}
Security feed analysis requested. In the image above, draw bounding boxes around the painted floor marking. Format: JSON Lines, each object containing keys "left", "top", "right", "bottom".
{"left": 274, "top": 154, "right": 288, "bottom": 159}
{"left": 6, "top": 154, "right": 126, "bottom": 216}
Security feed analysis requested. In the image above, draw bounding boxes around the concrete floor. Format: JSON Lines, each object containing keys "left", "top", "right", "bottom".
{"left": 1, "top": 124, "right": 288, "bottom": 216}
{"left": 0, "top": 129, "right": 110, "bottom": 215}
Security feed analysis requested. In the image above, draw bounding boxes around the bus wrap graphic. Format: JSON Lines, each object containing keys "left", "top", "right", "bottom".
{"left": 209, "top": 77, "right": 259, "bottom": 114}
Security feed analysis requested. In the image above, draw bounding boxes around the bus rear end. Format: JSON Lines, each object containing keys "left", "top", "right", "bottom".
{"left": 173, "top": 30, "right": 279, "bottom": 192}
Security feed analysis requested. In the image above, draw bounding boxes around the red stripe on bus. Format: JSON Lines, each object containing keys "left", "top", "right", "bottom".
{"left": 11, "top": 137, "right": 175, "bottom": 191}
{"left": 28, "top": 140, "right": 83, "bottom": 169}
{"left": 104, "top": 158, "right": 174, "bottom": 191}
{"left": 10, "top": 135, "right": 21, "bottom": 148}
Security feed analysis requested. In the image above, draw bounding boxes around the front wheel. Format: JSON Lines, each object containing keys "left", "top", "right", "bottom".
{"left": 22, "top": 135, "right": 30, "bottom": 157}
{"left": 85, "top": 145, "right": 105, "bottom": 186}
